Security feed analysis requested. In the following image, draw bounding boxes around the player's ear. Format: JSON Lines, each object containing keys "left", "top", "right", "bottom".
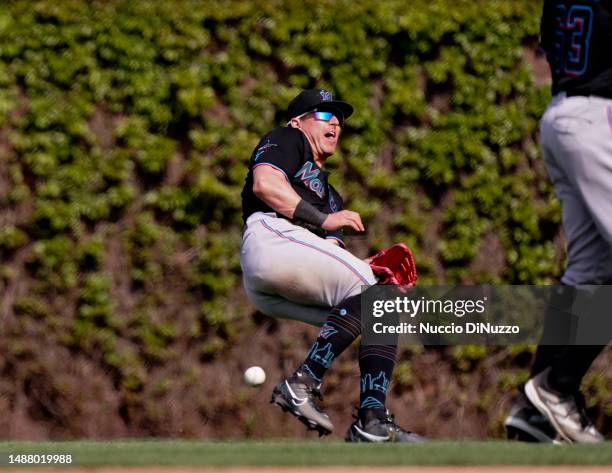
{"left": 289, "top": 117, "right": 300, "bottom": 129}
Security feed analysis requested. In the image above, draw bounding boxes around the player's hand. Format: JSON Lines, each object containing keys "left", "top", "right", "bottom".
{"left": 322, "top": 210, "right": 365, "bottom": 232}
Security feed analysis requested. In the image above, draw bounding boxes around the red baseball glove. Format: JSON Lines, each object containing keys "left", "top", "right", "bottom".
{"left": 366, "top": 243, "right": 417, "bottom": 289}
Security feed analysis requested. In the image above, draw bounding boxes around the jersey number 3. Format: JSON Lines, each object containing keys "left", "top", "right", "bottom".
{"left": 553, "top": 4, "right": 593, "bottom": 77}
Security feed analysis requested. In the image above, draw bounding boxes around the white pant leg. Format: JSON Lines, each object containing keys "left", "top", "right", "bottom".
{"left": 240, "top": 212, "right": 376, "bottom": 323}
{"left": 540, "top": 95, "right": 612, "bottom": 284}
{"left": 243, "top": 282, "right": 329, "bottom": 326}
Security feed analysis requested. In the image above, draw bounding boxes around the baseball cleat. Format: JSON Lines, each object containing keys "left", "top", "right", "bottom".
{"left": 270, "top": 369, "right": 333, "bottom": 436}
{"left": 525, "top": 368, "right": 604, "bottom": 443}
{"left": 345, "top": 407, "right": 425, "bottom": 443}
{"left": 504, "top": 391, "right": 560, "bottom": 443}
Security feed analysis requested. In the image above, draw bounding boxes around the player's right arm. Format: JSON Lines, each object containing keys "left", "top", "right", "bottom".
{"left": 251, "top": 128, "right": 364, "bottom": 232}
{"left": 253, "top": 166, "right": 364, "bottom": 232}
{"left": 252, "top": 165, "right": 302, "bottom": 218}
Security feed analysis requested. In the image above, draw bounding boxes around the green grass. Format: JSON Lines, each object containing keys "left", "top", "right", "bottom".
{"left": 0, "top": 441, "right": 611, "bottom": 467}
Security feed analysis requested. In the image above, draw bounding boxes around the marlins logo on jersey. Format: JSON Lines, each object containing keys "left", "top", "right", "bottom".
{"left": 295, "top": 161, "right": 325, "bottom": 198}
{"left": 254, "top": 139, "right": 278, "bottom": 161}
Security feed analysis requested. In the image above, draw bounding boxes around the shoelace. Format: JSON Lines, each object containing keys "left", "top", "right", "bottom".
{"left": 556, "top": 390, "right": 592, "bottom": 429}
{"left": 382, "top": 409, "right": 395, "bottom": 423}
{"left": 381, "top": 411, "right": 405, "bottom": 433}
{"left": 308, "top": 386, "right": 323, "bottom": 401}
{"left": 571, "top": 391, "right": 593, "bottom": 429}
{"left": 294, "top": 371, "right": 324, "bottom": 404}
{"left": 354, "top": 408, "right": 412, "bottom": 435}
{"left": 302, "top": 384, "right": 325, "bottom": 412}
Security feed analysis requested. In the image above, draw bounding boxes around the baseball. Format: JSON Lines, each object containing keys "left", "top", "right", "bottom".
{"left": 244, "top": 366, "right": 266, "bottom": 387}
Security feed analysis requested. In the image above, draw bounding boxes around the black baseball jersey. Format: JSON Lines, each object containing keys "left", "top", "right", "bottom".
{"left": 241, "top": 127, "right": 345, "bottom": 247}
{"left": 541, "top": 0, "right": 612, "bottom": 97}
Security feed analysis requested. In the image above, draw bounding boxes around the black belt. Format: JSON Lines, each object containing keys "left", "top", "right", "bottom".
{"left": 275, "top": 212, "right": 326, "bottom": 237}
{"left": 565, "top": 90, "right": 612, "bottom": 99}
{"left": 243, "top": 212, "right": 326, "bottom": 237}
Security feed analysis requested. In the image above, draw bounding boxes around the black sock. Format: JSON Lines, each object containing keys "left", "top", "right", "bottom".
{"left": 531, "top": 285, "right": 606, "bottom": 393}
{"left": 531, "top": 345, "right": 559, "bottom": 378}
{"left": 299, "top": 294, "right": 361, "bottom": 382}
{"left": 530, "top": 285, "right": 575, "bottom": 379}
{"left": 549, "top": 345, "right": 605, "bottom": 393}
{"left": 358, "top": 345, "right": 397, "bottom": 411}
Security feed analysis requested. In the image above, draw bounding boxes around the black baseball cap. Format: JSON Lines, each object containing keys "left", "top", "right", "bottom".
{"left": 287, "top": 88, "right": 354, "bottom": 122}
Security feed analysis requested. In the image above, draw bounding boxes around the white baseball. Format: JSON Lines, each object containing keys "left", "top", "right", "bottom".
{"left": 244, "top": 366, "right": 266, "bottom": 387}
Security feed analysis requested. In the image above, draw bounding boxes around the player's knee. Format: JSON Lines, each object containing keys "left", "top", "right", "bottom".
{"left": 245, "top": 265, "right": 291, "bottom": 293}
{"left": 243, "top": 256, "right": 274, "bottom": 288}
{"left": 335, "top": 293, "right": 362, "bottom": 323}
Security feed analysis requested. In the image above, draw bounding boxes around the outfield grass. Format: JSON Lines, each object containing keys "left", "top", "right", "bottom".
{"left": 0, "top": 440, "right": 611, "bottom": 467}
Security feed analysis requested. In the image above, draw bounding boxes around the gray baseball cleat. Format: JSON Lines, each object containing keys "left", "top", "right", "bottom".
{"left": 270, "top": 369, "right": 333, "bottom": 436}
{"left": 505, "top": 391, "right": 560, "bottom": 443}
{"left": 525, "top": 368, "right": 604, "bottom": 443}
{"left": 345, "top": 408, "right": 426, "bottom": 443}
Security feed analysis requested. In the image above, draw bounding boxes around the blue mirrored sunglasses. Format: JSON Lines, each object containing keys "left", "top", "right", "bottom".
{"left": 311, "top": 110, "right": 343, "bottom": 126}
{"left": 291, "top": 109, "right": 344, "bottom": 126}
{"left": 312, "top": 111, "right": 335, "bottom": 121}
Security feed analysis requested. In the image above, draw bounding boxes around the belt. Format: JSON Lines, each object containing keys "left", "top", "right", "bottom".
{"left": 292, "top": 219, "right": 326, "bottom": 237}
{"left": 243, "top": 212, "right": 326, "bottom": 237}
{"left": 565, "top": 90, "right": 612, "bottom": 99}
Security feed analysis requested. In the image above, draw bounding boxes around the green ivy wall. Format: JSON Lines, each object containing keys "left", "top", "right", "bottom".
{"left": 0, "top": 0, "right": 609, "bottom": 439}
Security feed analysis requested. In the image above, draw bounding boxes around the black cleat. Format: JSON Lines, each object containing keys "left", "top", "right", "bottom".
{"left": 345, "top": 408, "right": 425, "bottom": 443}
{"left": 270, "top": 369, "right": 333, "bottom": 436}
{"left": 505, "top": 391, "right": 560, "bottom": 443}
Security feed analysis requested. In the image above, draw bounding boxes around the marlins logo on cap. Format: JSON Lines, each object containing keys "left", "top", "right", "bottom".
{"left": 287, "top": 88, "right": 354, "bottom": 122}
{"left": 319, "top": 89, "right": 333, "bottom": 102}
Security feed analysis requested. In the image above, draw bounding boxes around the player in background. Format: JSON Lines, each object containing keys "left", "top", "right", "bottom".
{"left": 505, "top": 0, "right": 611, "bottom": 443}
{"left": 240, "top": 89, "right": 424, "bottom": 442}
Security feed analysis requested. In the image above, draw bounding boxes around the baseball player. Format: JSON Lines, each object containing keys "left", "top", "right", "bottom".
{"left": 505, "top": 0, "right": 611, "bottom": 443}
{"left": 240, "top": 89, "right": 424, "bottom": 442}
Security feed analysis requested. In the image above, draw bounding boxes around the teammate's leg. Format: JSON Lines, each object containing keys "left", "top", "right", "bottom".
{"left": 542, "top": 96, "right": 612, "bottom": 284}
{"left": 537, "top": 96, "right": 611, "bottom": 395}
{"left": 521, "top": 96, "right": 611, "bottom": 443}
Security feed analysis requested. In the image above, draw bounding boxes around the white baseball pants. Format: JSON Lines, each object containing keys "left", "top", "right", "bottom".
{"left": 240, "top": 212, "right": 376, "bottom": 326}
{"left": 540, "top": 93, "right": 612, "bottom": 284}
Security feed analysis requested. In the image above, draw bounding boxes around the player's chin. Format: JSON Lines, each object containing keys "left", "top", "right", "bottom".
{"left": 322, "top": 141, "right": 338, "bottom": 155}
